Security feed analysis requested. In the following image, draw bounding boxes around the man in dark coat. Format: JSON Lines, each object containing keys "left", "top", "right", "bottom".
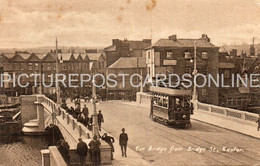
{"left": 89, "top": 135, "right": 101, "bottom": 166}
{"left": 74, "top": 105, "right": 81, "bottom": 119}
{"left": 119, "top": 128, "right": 128, "bottom": 157}
{"left": 82, "top": 104, "right": 89, "bottom": 117}
{"left": 97, "top": 110, "right": 104, "bottom": 131}
{"left": 101, "top": 133, "right": 115, "bottom": 160}
{"left": 57, "top": 139, "right": 70, "bottom": 164}
{"left": 76, "top": 138, "right": 88, "bottom": 166}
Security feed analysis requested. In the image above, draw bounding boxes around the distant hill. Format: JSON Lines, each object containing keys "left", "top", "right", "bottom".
{"left": 0, "top": 46, "right": 105, "bottom": 54}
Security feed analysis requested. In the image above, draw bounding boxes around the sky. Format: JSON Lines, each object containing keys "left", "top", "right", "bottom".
{"left": 0, "top": 0, "right": 260, "bottom": 48}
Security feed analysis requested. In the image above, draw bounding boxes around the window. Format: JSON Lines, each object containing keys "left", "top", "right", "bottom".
{"left": 237, "top": 97, "right": 242, "bottom": 106}
{"left": 153, "top": 95, "right": 168, "bottom": 108}
{"left": 147, "top": 52, "right": 151, "bottom": 59}
{"left": 185, "top": 67, "right": 192, "bottom": 74}
{"left": 47, "top": 63, "right": 51, "bottom": 70}
{"left": 28, "top": 63, "right": 33, "bottom": 70}
{"left": 184, "top": 51, "right": 191, "bottom": 59}
{"left": 13, "top": 63, "right": 18, "bottom": 70}
{"left": 202, "top": 51, "right": 208, "bottom": 59}
{"left": 62, "top": 64, "right": 67, "bottom": 70}
{"left": 224, "top": 69, "right": 231, "bottom": 78}
{"left": 166, "top": 52, "right": 173, "bottom": 58}
{"left": 232, "top": 98, "right": 237, "bottom": 106}
{"left": 227, "top": 98, "right": 232, "bottom": 105}
{"left": 202, "top": 89, "right": 208, "bottom": 96}
{"left": 20, "top": 63, "right": 24, "bottom": 70}
{"left": 35, "top": 63, "right": 39, "bottom": 70}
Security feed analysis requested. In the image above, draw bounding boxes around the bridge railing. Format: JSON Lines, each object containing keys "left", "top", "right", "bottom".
{"left": 41, "top": 96, "right": 90, "bottom": 140}
{"left": 197, "top": 102, "right": 259, "bottom": 123}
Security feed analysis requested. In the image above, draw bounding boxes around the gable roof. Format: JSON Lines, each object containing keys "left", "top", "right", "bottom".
{"left": 27, "top": 53, "right": 41, "bottom": 61}
{"left": 10, "top": 53, "right": 29, "bottom": 61}
{"left": 87, "top": 53, "right": 103, "bottom": 61}
{"left": 57, "top": 53, "right": 73, "bottom": 61}
{"left": 42, "top": 53, "right": 56, "bottom": 61}
{"left": 148, "top": 38, "right": 217, "bottom": 49}
{"left": 1, "top": 53, "right": 15, "bottom": 59}
{"left": 108, "top": 57, "right": 146, "bottom": 69}
{"left": 81, "top": 53, "right": 90, "bottom": 61}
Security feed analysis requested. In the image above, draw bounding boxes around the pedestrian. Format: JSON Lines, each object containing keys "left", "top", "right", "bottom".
{"left": 89, "top": 135, "right": 101, "bottom": 166}
{"left": 57, "top": 139, "right": 70, "bottom": 165}
{"left": 97, "top": 110, "right": 104, "bottom": 131}
{"left": 256, "top": 114, "right": 260, "bottom": 131}
{"left": 62, "top": 140, "right": 70, "bottom": 164}
{"left": 101, "top": 133, "right": 115, "bottom": 160}
{"left": 76, "top": 138, "right": 88, "bottom": 166}
{"left": 82, "top": 104, "right": 89, "bottom": 117}
{"left": 74, "top": 105, "right": 81, "bottom": 119}
{"left": 119, "top": 128, "right": 128, "bottom": 157}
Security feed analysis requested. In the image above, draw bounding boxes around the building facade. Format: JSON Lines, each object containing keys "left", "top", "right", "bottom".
{"left": 146, "top": 34, "right": 219, "bottom": 105}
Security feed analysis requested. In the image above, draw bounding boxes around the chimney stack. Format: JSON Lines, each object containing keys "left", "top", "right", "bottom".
{"left": 112, "top": 39, "right": 119, "bottom": 46}
{"left": 201, "top": 34, "right": 210, "bottom": 42}
{"left": 169, "top": 35, "right": 177, "bottom": 41}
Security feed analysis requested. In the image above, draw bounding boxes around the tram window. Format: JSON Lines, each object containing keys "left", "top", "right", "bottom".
{"left": 158, "top": 98, "right": 163, "bottom": 106}
{"left": 163, "top": 98, "right": 168, "bottom": 107}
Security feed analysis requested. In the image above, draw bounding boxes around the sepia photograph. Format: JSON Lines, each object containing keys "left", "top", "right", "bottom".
{"left": 0, "top": 0, "right": 259, "bottom": 165}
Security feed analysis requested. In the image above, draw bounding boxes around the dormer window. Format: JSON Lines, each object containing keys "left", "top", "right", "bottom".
{"left": 202, "top": 51, "right": 208, "bottom": 59}
{"left": 167, "top": 52, "right": 173, "bottom": 58}
{"left": 184, "top": 51, "right": 191, "bottom": 59}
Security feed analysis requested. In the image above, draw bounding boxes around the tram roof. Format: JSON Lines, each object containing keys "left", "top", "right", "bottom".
{"left": 150, "top": 86, "right": 192, "bottom": 96}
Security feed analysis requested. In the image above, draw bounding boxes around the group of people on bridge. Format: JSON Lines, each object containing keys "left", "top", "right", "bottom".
{"left": 60, "top": 103, "right": 104, "bottom": 131}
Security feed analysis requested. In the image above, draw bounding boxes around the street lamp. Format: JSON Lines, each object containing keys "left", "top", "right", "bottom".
{"left": 91, "top": 71, "right": 100, "bottom": 140}
{"left": 190, "top": 41, "right": 198, "bottom": 104}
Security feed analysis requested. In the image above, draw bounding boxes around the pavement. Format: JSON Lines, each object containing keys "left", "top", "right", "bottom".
{"left": 122, "top": 101, "right": 260, "bottom": 139}
{"left": 66, "top": 99, "right": 151, "bottom": 166}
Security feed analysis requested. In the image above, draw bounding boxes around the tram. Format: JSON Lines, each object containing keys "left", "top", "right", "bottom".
{"left": 150, "top": 86, "right": 192, "bottom": 127}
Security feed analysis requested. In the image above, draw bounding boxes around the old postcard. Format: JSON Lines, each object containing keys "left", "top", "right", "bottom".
{"left": 0, "top": 0, "right": 259, "bottom": 165}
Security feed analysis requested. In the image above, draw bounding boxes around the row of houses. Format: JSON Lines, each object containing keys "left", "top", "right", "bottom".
{"left": 0, "top": 34, "right": 259, "bottom": 112}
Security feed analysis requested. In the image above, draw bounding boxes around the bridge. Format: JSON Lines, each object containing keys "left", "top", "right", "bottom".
{"left": 20, "top": 94, "right": 112, "bottom": 166}
{"left": 20, "top": 93, "right": 260, "bottom": 166}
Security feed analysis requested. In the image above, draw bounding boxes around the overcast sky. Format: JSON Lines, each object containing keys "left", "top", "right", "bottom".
{"left": 0, "top": 0, "right": 259, "bottom": 48}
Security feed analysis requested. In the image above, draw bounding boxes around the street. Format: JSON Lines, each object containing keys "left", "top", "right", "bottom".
{"left": 69, "top": 100, "right": 260, "bottom": 166}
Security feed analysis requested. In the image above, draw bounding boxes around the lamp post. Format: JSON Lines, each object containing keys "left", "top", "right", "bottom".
{"left": 55, "top": 38, "right": 63, "bottom": 105}
{"left": 91, "top": 71, "right": 100, "bottom": 140}
{"left": 190, "top": 41, "right": 198, "bottom": 110}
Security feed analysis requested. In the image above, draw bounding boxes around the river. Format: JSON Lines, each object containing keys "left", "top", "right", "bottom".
{"left": 0, "top": 135, "right": 48, "bottom": 166}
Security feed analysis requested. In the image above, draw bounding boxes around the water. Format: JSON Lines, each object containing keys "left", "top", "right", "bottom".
{"left": 0, "top": 135, "right": 48, "bottom": 166}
